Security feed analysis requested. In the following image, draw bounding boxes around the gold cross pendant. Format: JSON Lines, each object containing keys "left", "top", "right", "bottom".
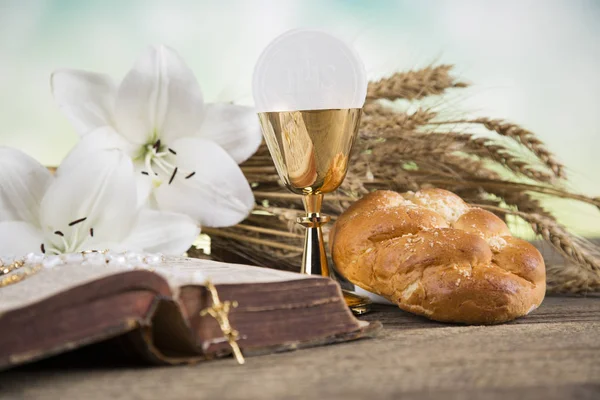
{"left": 200, "top": 280, "right": 245, "bottom": 365}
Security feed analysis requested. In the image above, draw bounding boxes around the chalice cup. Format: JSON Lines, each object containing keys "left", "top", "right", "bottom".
{"left": 258, "top": 108, "right": 371, "bottom": 314}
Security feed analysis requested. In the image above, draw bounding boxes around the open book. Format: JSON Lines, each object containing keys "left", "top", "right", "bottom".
{"left": 0, "top": 257, "right": 377, "bottom": 370}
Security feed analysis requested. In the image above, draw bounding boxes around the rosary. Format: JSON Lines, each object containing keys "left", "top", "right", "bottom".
{"left": 0, "top": 251, "right": 164, "bottom": 288}
{"left": 0, "top": 258, "right": 42, "bottom": 287}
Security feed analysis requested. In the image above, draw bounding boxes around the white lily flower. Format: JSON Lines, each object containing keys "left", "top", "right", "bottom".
{"left": 0, "top": 147, "right": 199, "bottom": 256}
{"left": 51, "top": 45, "right": 261, "bottom": 228}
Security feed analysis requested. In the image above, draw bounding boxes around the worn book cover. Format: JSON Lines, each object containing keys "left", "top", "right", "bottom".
{"left": 0, "top": 257, "right": 378, "bottom": 370}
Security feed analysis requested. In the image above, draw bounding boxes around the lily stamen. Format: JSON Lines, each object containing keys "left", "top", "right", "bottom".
{"left": 144, "top": 151, "right": 157, "bottom": 178}
{"left": 153, "top": 156, "right": 175, "bottom": 170}
{"left": 169, "top": 167, "right": 178, "bottom": 185}
{"left": 63, "top": 227, "right": 85, "bottom": 253}
{"left": 155, "top": 157, "right": 190, "bottom": 176}
{"left": 52, "top": 229, "right": 71, "bottom": 252}
{"left": 140, "top": 140, "right": 194, "bottom": 186}
{"left": 152, "top": 158, "right": 173, "bottom": 176}
{"left": 57, "top": 233, "right": 71, "bottom": 252}
{"left": 68, "top": 217, "right": 87, "bottom": 226}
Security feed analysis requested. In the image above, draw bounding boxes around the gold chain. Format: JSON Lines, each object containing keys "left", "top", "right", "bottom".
{"left": 1, "top": 258, "right": 24, "bottom": 275}
{"left": 0, "top": 260, "right": 43, "bottom": 288}
{"left": 0, "top": 250, "right": 116, "bottom": 289}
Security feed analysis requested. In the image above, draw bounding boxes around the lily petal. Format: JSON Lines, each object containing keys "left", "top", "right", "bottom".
{"left": 0, "top": 147, "right": 52, "bottom": 227}
{"left": 40, "top": 149, "right": 138, "bottom": 252}
{"left": 197, "top": 103, "right": 262, "bottom": 163}
{"left": 57, "top": 126, "right": 136, "bottom": 177}
{"left": 51, "top": 69, "right": 117, "bottom": 136}
{"left": 0, "top": 221, "right": 44, "bottom": 256}
{"left": 115, "top": 45, "right": 204, "bottom": 145}
{"left": 154, "top": 138, "right": 255, "bottom": 227}
{"left": 57, "top": 126, "right": 151, "bottom": 209}
{"left": 123, "top": 209, "right": 200, "bottom": 255}
{"left": 134, "top": 173, "right": 154, "bottom": 209}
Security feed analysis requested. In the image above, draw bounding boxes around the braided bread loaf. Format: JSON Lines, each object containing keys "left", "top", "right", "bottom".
{"left": 331, "top": 189, "right": 546, "bottom": 324}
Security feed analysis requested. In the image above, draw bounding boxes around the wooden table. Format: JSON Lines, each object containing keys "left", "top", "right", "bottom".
{"left": 1, "top": 296, "right": 598, "bottom": 399}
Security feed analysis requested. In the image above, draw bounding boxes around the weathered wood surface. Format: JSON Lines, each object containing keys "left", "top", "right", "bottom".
{"left": 0, "top": 296, "right": 599, "bottom": 400}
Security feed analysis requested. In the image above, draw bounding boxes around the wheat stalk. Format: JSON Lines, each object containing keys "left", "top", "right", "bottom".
{"left": 367, "top": 64, "right": 468, "bottom": 101}
{"left": 205, "top": 64, "right": 600, "bottom": 293}
{"left": 546, "top": 264, "right": 600, "bottom": 294}
{"left": 476, "top": 205, "right": 600, "bottom": 273}
{"left": 433, "top": 118, "right": 565, "bottom": 179}
{"left": 361, "top": 110, "right": 436, "bottom": 137}
{"left": 473, "top": 118, "right": 565, "bottom": 178}
{"left": 361, "top": 108, "right": 558, "bottom": 183}
{"left": 500, "top": 191, "right": 555, "bottom": 220}
{"left": 464, "top": 136, "right": 556, "bottom": 183}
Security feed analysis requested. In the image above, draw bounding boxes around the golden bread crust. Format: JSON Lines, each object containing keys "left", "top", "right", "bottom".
{"left": 332, "top": 189, "right": 546, "bottom": 324}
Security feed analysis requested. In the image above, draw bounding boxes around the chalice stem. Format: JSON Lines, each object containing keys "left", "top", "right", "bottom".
{"left": 298, "top": 193, "right": 330, "bottom": 276}
{"left": 298, "top": 192, "right": 371, "bottom": 315}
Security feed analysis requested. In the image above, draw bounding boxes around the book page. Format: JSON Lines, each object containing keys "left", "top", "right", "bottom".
{"left": 0, "top": 257, "right": 308, "bottom": 316}
{"left": 155, "top": 257, "right": 307, "bottom": 286}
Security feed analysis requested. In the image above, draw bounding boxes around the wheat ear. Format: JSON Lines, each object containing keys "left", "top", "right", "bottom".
{"left": 367, "top": 64, "right": 468, "bottom": 101}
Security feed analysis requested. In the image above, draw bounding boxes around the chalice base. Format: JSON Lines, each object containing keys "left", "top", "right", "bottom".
{"left": 297, "top": 208, "right": 372, "bottom": 315}
{"left": 342, "top": 289, "right": 371, "bottom": 315}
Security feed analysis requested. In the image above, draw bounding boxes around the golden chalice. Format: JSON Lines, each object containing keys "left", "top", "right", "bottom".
{"left": 253, "top": 30, "right": 371, "bottom": 314}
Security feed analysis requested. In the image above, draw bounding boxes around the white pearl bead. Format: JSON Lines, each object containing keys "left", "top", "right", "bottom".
{"left": 2, "top": 251, "right": 169, "bottom": 271}
{"left": 82, "top": 252, "right": 105, "bottom": 265}
{"left": 145, "top": 254, "right": 163, "bottom": 265}
{"left": 25, "top": 253, "right": 45, "bottom": 264}
{"left": 106, "top": 253, "right": 127, "bottom": 266}
{"left": 2, "top": 256, "right": 15, "bottom": 266}
{"left": 43, "top": 255, "right": 63, "bottom": 269}
{"left": 125, "top": 252, "right": 144, "bottom": 266}
{"left": 63, "top": 253, "right": 84, "bottom": 264}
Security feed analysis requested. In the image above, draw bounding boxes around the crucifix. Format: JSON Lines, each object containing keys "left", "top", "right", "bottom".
{"left": 200, "top": 280, "right": 245, "bottom": 365}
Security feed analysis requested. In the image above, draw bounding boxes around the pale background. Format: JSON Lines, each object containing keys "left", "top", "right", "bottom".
{"left": 0, "top": 0, "right": 598, "bottom": 235}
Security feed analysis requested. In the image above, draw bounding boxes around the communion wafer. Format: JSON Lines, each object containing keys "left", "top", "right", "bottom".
{"left": 252, "top": 29, "right": 367, "bottom": 112}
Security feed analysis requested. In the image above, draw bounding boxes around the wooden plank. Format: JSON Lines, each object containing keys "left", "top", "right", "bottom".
{"left": 0, "top": 296, "right": 598, "bottom": 400}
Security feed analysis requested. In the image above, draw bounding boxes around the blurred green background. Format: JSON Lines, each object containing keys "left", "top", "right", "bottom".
{"left": 0, "top": 0, "right": 598, "bottom": 235}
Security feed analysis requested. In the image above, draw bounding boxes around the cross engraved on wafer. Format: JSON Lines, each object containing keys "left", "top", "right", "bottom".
{"left": 200, "top": 280, "right": 245, "bottom": 365}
